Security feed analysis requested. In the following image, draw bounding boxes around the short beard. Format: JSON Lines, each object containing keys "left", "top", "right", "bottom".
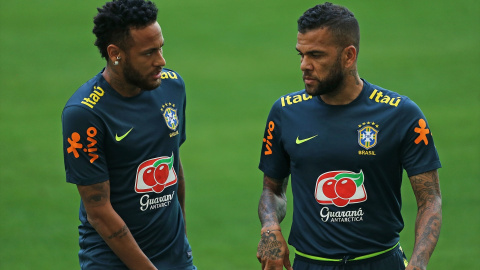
{"left": 123, "top": 57, "right": 161, "bottom": 91}
{"left": 305, "top": 55, "right": 344, "bottom": 96}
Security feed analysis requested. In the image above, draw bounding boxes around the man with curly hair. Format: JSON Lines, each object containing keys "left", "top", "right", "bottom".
{"left": 256, "top": 2, "right": 442, "bottom": 270}
{"left": 62, "top": 0, "right": 196, "bottom": 269}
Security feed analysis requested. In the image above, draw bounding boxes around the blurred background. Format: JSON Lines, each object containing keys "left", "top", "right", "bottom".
{"left": 0, "top": 0, "right": 479, "bottom": 269}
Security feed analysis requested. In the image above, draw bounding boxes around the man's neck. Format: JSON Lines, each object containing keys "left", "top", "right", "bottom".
{"left": 102, "top": 66, "right": 141, "bottom": 97}
{"left": 320, "top": 74, "right": 363, "bottom": 105}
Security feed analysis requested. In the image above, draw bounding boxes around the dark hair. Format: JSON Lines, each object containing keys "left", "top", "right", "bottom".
{"left": 93, "top": 0, "right": 158, "bottom": 59}
{"left": 298, "top": 2, "right": 360, "bottom": 53}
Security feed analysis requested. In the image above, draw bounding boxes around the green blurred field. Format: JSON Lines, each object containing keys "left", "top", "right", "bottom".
{"left": 1, "top": 0, "right": 479, "bottom": 269}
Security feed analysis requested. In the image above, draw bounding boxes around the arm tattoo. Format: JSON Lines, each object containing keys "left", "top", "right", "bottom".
{"left": 257, "top": 232, "right": 283, "bottom": 260}
{"left": 409, "top": 170, "right": 442, "bottom": 267}
{"left": 259, "top": 193, "right": 286, "bottom": 227}
{"left": 108, "top": 224, "right": 129, "bottom": 239}
{"left": 83, "top": 182, "right": 109, "bottom": 206}
{"left": 258, "top": 176, "right": 288, "bottom": 227}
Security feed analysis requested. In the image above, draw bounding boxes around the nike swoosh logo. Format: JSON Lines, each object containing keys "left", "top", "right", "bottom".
{"left": 115, "top": 127, "right": 133, "bottom": 141}
{"left": 296, "top": 135, "right": 318, "bottom": 144}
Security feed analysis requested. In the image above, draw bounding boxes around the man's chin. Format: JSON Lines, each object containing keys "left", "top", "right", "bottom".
{"left": 304, "top": 85, "right": 319, "bottom": 96}
{"left": 143, "top": 80, "right": 162, "bottom": 91}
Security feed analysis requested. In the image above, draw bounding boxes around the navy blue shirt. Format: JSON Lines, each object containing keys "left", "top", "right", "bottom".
{"left": 62, "top": 69, "right": 193, "bottom": 269}
{"left": 259, "top": 79, "right": 441, "bottom": 258}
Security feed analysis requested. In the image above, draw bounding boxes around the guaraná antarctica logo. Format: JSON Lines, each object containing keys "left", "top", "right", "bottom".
{"left": 135, "top": 154, "right": 178, "bottom": 211}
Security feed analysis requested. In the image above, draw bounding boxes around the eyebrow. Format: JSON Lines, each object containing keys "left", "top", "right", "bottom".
{"left": 141, "top": 42, "right": 165, "bottom": 53}
{"left": 296, "top": 47, "right": 325, "bottom": 55}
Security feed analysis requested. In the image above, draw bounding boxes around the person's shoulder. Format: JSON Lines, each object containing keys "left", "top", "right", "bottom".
{"left": 62, "top": 82, "right": 102, "bottom": 125}
{"left": 271, "top": 89, "right": 314, "bottom": 109}
{"left": 363, "top": 80, "right": 425, "bottom": 122}
{"left": 363, "top": 79, "right": 413, "bottom": 109}
{"left": 160, "top": 68, "right": 185, "bottom": 87}
{"left": 64, "top": 72, "right": 104, "bottom": 109}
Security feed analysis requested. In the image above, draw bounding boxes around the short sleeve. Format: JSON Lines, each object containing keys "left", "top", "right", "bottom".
{"left": 62, "top": 105, "right": 109, "bottom": 185}
{"left": 399, "top": 100, "right": 441, "bottom": 177}
{"left": 258, "top": 99, "right": 291, "bottom": 179}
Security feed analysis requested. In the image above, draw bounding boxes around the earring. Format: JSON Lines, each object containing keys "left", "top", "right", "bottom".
{"left": 114, "top": 56, "right": 121, "bottom": 65}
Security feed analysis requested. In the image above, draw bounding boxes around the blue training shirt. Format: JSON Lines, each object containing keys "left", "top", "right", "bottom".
{"left": 259, "top": 79, "right": 441, "bottom": 258}
{"left": 62, "top": 69, "right": 193, "bottom": 269}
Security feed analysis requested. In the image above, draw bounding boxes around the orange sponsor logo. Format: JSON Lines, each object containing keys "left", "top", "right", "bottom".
{"left": 263, "top": 121, "right": 275, "bottom": 155}
{"left": 67, "top": 127, "right": 99, "bottom": 163}
{"left": 414, "top": 119, "right": 430, "bottom": 145}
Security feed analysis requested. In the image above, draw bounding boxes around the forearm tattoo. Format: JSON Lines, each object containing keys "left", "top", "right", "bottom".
{"left": 84, "top": 182, "right": 109, "bottom": 206}
{"left": 258, "top": 191, "right": 287, "bottom": 227}
{"left": 258, "top": 231, "right": 283, "bottom": 260}
{"left": 409, "top": 170, "right": 442, "bottom": 267}
{"left": 108, "top": 224, "right": 129, "bottom": 240}
{"left": 258, "top": 177, "right": 288, "bottom": 227}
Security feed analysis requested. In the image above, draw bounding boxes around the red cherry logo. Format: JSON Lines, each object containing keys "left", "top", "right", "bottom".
{"left": 322, "top": 179, "right": 337, "bottom": 199}
{"left": 154, "top": 164, "right": 169, "bottom": 185}
{"left": 143, "top": 167, "right": 157, "bottom": 186}
{"left": 152, "top": 184, "right": 165, "bottom": 193}
{"left": 332, "top": 197, "right": 349, "bottom": 207}
{"left": 335, "top": 178, "right": 357, "bottom": 199}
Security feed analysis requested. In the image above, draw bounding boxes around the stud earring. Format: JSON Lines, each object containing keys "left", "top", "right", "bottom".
{"left": 114, "top": 56, "right": 121, "bottom": 65}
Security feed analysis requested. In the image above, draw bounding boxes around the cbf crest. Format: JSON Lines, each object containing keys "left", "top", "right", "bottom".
{"left": 161, "top": 103, "right": 179, "bottom": 131}
{"left": 357, "top": 122, "right": 379, "bottom": 150}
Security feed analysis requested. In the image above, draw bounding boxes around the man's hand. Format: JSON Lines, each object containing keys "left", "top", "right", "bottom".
{"left": 256, "top": 229, "right": 293, "bottom": 270}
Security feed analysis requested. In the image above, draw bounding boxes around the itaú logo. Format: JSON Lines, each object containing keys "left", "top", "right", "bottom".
{"left": 314, "top": 170, "right": 367, "bottom": 207}
{"left": 135, "top": 153, "right": 177, "bottom": 194}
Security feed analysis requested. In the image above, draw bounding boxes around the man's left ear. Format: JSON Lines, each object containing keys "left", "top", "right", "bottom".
{"left": 343, "top": 45, "right": 357, "bottom": 68}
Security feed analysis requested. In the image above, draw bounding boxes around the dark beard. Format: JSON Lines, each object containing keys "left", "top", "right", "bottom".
{"left": 305, "top": 56, "right": 344, "bottom": 96}
{"left": 123, "top": 58, "right": 161, "bottom": 91}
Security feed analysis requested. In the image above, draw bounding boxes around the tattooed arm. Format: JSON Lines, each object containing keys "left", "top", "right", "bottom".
{"left": 77, "top": 181, "right": 157, "bottom": 270}
{"left": 257, "top": 174, "right": 293, "bottom": 270}
{"left": 406, "top": 170, "right": 442, "bottom": 270}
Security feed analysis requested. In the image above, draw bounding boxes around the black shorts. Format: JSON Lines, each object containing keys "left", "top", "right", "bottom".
{"left": 293, "top": 244, "right": 408, "bottom": 270}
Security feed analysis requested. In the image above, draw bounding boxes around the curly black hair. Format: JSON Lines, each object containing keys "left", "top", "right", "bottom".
{"left": 298, "top": 2, "right": 360, "bottom": 53}
{"left": 93, "top": 0, "right": 158, "bottom": 59}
